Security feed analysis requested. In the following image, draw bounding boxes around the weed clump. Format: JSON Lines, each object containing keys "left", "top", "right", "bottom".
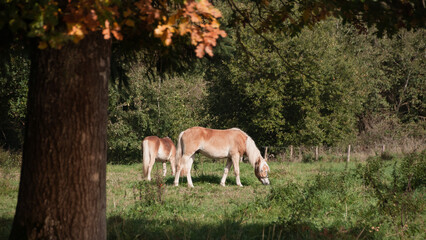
{"left": 132, "top": 170, "right": 166, "bottom": 207}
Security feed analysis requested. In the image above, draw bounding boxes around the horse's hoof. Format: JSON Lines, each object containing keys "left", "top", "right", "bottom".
{"left": 188, "top": 184, "right": 194, "bottom": 188}
{"left": 220, "top": 183, "right": 226, "bottom": 187}
{"left": 237, "top": 184, "right": 243, "bottom": 187}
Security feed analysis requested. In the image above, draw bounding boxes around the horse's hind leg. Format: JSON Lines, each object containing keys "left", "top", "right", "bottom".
{"left": 147, "top": 157, "right": 155, "bottom": 181}
{"left": 220, "top": 158, "right": 233, "bottom": 187}
{"left": 186, "top": 156, "right": 195, "bottom": 188}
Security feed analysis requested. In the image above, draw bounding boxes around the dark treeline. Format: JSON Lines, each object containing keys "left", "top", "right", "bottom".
{"left": 1, "top": 1, "right": 424, "bottom": 163}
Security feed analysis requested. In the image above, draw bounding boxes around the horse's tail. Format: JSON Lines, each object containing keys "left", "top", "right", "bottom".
{"left": 175, "top": 131, "right": 187, "bottom": 175}
{"left": 142, "top": 139, "right": 150, "bottom": 178}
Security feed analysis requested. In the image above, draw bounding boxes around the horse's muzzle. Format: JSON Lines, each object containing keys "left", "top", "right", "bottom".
{"left": 261, "top": 178, "right": 270, "bottom": 185}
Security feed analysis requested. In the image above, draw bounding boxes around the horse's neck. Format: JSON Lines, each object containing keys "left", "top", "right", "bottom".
{"left": 245, "top": 138, "right": 261, "bottom": 168}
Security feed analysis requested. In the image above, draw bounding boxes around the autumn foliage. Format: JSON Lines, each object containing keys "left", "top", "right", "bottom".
{"left": 153, "top": 0, "right": 226, "bottom": 57}
{"left": 1, "top": 0, "right": 226, "bottom": 58}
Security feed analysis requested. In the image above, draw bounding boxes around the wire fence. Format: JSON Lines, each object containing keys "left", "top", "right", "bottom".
{"left": 262, "top": 138, "right": 426, "bottom": 162}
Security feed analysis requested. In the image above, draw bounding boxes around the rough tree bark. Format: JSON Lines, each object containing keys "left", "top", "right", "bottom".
{"left": 10, "top": 32, "right": 111, "bottom": 239}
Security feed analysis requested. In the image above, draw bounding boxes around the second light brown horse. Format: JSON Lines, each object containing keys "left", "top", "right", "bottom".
{"left": 142, "top": 136, "right": 176, "bottom": 181}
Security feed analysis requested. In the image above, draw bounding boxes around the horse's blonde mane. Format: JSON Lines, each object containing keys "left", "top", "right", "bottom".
{"left": 232, "top": 129, "right": 262, "bottom": 168}
{"left": 245, "top": 136, "right": 262, "bottom": 167}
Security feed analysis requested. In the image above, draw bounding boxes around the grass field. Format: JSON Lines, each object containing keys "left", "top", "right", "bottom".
{"left": 1, "top": 153, "right": 425, "bottom": 239}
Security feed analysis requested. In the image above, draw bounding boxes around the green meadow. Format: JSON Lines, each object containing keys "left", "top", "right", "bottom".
{"left": 1, "top": 152, "right": 425, "bottom": 239}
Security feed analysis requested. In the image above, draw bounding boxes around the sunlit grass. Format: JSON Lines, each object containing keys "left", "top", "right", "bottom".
{"left": 105, "top": 160, "right": 365, "bottom": 239}
{"left": 1, "top": 155, "right": 424, "bottom": 240}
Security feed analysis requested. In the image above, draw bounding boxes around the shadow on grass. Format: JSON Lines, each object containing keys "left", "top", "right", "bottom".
{"left": 164, "top": 174, "right": 256, "bottom": 186}
{"left": 107, "top": 215, "right": 376, "bottom": 240}
{"left": 0, "top": 215, "right": 377, "bottom": 239}
{"left": 0, "top": 217, "right": 13, "bottom": 239}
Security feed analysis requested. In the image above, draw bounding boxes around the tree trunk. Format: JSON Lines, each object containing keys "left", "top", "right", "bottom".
{"left": 10, "top": 33, "right": 110, "bottom": 239}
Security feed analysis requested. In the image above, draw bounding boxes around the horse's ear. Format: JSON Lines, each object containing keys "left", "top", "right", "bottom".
{"left": 264, "top": 147, "right": 268, "bottom": 161}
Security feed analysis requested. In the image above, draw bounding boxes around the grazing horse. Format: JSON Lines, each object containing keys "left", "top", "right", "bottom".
{"left": 173, "top": 127, "right": 270, "bottom": 187}
{"left": 142, "top": 136, "right": 176, "bottom": 181}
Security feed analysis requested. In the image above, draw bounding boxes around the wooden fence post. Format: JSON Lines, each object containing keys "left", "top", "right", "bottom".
{"left": 264, "top": 147, "right": 268, "bottom": 160}
{"left": 315, "top": 146, "right": 319, "bottom": 161}
{"left": 347, "top": 145, "right": 351, "bottom": 162}
{"left": 382, "top": 144, "right": 386, "bottom": 153}
{"left": 290, "top": 145, "right": 293, "bottom": 161}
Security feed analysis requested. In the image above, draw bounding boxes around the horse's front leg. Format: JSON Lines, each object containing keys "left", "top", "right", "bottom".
{"left": 147, "top": 157, "right": 155, "bottom": 181}
{"left": 174, "top": 154, "right": 194, "bottom": 187}
{"left": 220, "top": 158, "right": 233, "bottom": 187}
{"left": 174, "top": 157, "right": 184, "bottom": 186}
{"left": 232, "top": 154, "right": 243, "bottom": 187}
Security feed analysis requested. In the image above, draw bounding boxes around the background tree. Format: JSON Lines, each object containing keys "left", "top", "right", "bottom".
{"left": 356, "top": 29, "right": 426, "bottom": 145}
{"left": 108, "top": 51, "right": 208, "bottom": 163}
{"left": 207, "top": 17, "right": 369, "bottom": 147}
{"left": 375, "top": 30, "right": 425, "bottom": 122}
{"left": 205, "top": 0, "right": 425, "bottom": 148}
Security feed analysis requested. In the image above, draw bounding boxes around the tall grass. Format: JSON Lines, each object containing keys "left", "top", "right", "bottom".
{"left": 0, "top": 151, "right": 424, "bottom": 239}
{"left": 104, "top": 152, "right": 424, "bottom": 240}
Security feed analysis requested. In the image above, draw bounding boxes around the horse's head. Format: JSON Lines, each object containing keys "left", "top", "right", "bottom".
{"left": 255, "top": 148, "right": 270, "bottom": 185}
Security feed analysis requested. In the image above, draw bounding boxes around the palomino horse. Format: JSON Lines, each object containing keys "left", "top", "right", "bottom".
{"left": 173, "top": 127, "right": 270, "bottom": 187}
{"left": 142, "top": 136, "right": 176, "bottom": 181}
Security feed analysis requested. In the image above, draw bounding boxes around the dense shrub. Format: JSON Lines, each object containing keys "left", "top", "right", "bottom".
{"left": 356, "top": 152, "right": 425, "bottom": 238}
{"left": 268, "top": 171, "right": 363, "bottom": 238}
{"left": 266, "top": 153, "right": 425, "bottom": 239}
{"left": 398, "top": 151, "right": 426, "bottom": 190}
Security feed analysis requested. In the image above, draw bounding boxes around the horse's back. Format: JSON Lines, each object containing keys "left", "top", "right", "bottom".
{"left": 160, "top": 137, "right": 176, "bottom": 157}
{"left": 181, "top": 127, "right": 247, "bottom": 156}
{"left": 143, "top": 136, "right": 160, "bottom": 144}
{"left": 183, "top": 126, "right": 245, "bottom": 139}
